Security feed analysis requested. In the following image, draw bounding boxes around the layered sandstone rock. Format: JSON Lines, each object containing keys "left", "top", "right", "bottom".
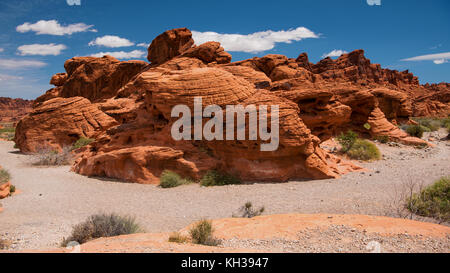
{"left": 14, "top": 27, "right": 449, "bottom": 184}
{"left": 15, "top": 97, "right": 118, "bottom": 153}
{"left": 0, "top": 97, "right": 33, "bottom": 123}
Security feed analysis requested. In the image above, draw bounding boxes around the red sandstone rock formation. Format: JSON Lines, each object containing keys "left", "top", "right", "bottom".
{"left": 0, "top": 97, "right": 33, "bottom": 123}
{"left": 13, "top": 28, "right": 449, "bottom": 184}
{"left": 15, "top": 97, "right": 118, "bottom": 153}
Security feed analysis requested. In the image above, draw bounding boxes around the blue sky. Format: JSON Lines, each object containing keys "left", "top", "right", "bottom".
{"left": 0, "top": 0, "right": 449, "bottom": 99}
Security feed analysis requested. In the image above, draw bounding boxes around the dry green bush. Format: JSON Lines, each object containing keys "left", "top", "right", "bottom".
{"left": 189, "top": 220, "right": 219, "bottom": 246}
{"left": 61, "top": 213, "right": 144, "bottom": 246}
{"left": 233, "top": 202, "right": 265, "bottom": 218}
{"left": 33, "top": 147, "right": 72, "bottom": 166}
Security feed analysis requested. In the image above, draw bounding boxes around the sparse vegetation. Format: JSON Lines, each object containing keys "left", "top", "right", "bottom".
{"left": 0, "top": 124, "right": 15, "bottom": 141}
{"left": 406, "top": 177, "right": 449, "bottom": 223}
{"left": 374, "top": 135, "right": 389, "bottom": 144}
{"left": 168, "top": 232, "right": 189, "bottom": 244}
{"left": 405, "top": 125, "right": 425, "bottom": 138}
{"left": 413, "top": 117, "right": 443, "bottom": 132}
{"left": 32, "top": 147, "right": 72, "bottom": 166}
{"left": 200, "top": 170, "right": 241, "bottom": 187}
{"left": 0, "top": 239, "right": 11, "bottom": 250}
{"left": 337, "top": 131, "right": 380, "bottom": 161}
{"left": 72, "top": 137, "right": 95, "bottom": 150}
{"left": 337, "top": 130, "right": 358, "bottom": 152}
{"left": 189, "top": 219, "right": 219, "bottom": 246}
{"left": 159, "top": 170, "right": 193, "bottom": 188}
{"left": 0, "top": 169, "right": 10, "bottom": 185}
{"left": 346, "top": 139, "right": 381, "bottom": 161}
{"left": 9, "top": 185, "right": 16, "bottom": 195}
{"left": 61, "top": 213, "right": 144, "bottom": 246}
{"left": 233, "top": 202, "right": 265, "bottom": 218}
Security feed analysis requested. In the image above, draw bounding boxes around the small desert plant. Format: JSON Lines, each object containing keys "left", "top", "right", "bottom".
{"left": 72, "top": 137, "right": 95, "bottom": 150}
{"left": 405, "top": 125, "right": 425, "bottom": 138}
{"left": 189, "top": 220, "right": 219, "bottom": 246}
{"left": 374, "top": 135, "right": 389, "bottom": 144}
{"left": 33, "top": 147, "right": 72, "bottom": 166}
{"left": 233, "top": 202, "right": 265, "bottom": 218}
{"left": 61, "top": 213, "right": 144, "bottom": 246}
{"left": 0, "top": 239, "right": 11, "bottom": 250}
{"left": 337, "top": 130, "right": 358, "bottom": 152}
{"left": 0, "top": 169, "right": 10, "bottom": 185}
{"left": 159, "top": 170, "right": 192, "bottom": 188}
{"left": 406, "top": 177, "right": 449, "bottom": 223}
{"left": 346, "top": 139, "right": 381, "bottom": 161}
{"left": 168, "top": 232, "right": 189, "bottom": 244}
{"left": 9, "top": 185, "right": 16, "bottom": 194}
{"left": 363, "top": 123, "right": 371, "bottom": 130}
{"left": 413, "top": 118, "right": 441, "bottom": 132}
{"left": 200, "top": 170, "right": 241, "bottom": 187}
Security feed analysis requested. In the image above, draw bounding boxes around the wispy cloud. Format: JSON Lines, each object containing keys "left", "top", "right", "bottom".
{"left": 192, "top": 27, "right": 319, "bottom": 53}
{"left": 89, "top": 35, "right": 134, "bottom": 48}
{"left": 0, "top": 48, "right": 3, "bottom": 52}
{"left": 402, "top": 52, "right": 450, "bottom": 65}
{"left": 90, "top": 50, "right": 146, "bottom": 59}
{"left": 16, "top": 20, "right": 96, "bottom": 35}
{"left": 0, "top": 58, "right": 47, "bottom": 69}
{"left": 137, "top": 43, "right": 148, "bottom": 48}
{"left": 322, "top": 49, "right": 348, "bottom": 58}
{"left": 17, "top": 43, "right": 67, "bottom": 56}
{"left": 0, "top": 73, "right": 23, "bottom": 81}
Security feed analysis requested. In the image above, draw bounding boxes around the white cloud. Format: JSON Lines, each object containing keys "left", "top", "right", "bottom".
{"left": 0, "top": 48, "right": 4, "bottom": 52}
{"left": 0, "top": 74, "right": 23, "bottom": 81}
{"left": 192, "top": 27, "right": 319, "bottom": 53}
{"left": 90, "top": 50, "right": 146, "bottom": 59}
{"left": 17, "top": 44, "right": 67, "bottom": 56}
{"left": 16, "top": 20, "right": 96, "bottom": 36}
{"left": 322, "top": 49, "right": 348, "bottom": 58}
{"left": 433, "top": 59, "right": 447, "bottom": 65}
{"left": 89, "top": 35, "right": 135, "bottom": 48}
{"left": 137, "top": 43, "right": 148, "bottom": 47}
{"left": 402, "top": 52, "right": 450, "bottom": 65}
{"left": 0, "top": 59, "right": 47, "bottom": 69}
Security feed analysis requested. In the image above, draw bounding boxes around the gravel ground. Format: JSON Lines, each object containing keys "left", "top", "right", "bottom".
{"left": 0, "top": 130, "right": 449, "bottom": 251}
{"left": 220, "top": 225, "right": 450, "bottom": 253}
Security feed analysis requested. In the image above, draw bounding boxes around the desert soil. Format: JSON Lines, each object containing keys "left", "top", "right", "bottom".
{"left": 0, "top": 130, "right": 449, "bottom": 252}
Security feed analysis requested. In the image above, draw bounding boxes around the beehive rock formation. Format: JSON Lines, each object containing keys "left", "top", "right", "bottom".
{"left": 14, "top": 28, "right": 449, "bottom": 184}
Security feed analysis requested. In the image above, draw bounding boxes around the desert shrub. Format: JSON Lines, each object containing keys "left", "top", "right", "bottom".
{"left": 168, "top": 232, "right": 189, "bottom": 244}
{"left": 0, "top": 239, "right": 11, "bottom": 250}
{"left": 406, "top": 177, "right": 449, "bottom": 222}
{"left": 159, "top": 170, "right": 192, "bottom": 188}
{"left": 0, "top": 169, "right": 10, "bottom": 185}
{"left": 189, "top": 220, "right": 219, "bottom": 246}
{"left": 200, "top": 170, "right": 241, "bottom": 187}
{"left": 0, "top": 127, "right": 15, "bottom": 134}
{"left": 347, "top": 139, "right": 381, "bottom": 161}
{"left": 72, "top": 137, "right": 95, "bottom": 150}
{"left": 405, "top": 125, "right": 425, "bottom": 138}
{"left": 337, "top": 130, "right": 358, "bottom": 152}
{"left": 374, "top": 135, "right": 389, "bottom": 144}
{"left": 363, "top": 123, "right": 371, "bottom": 130}
{"left": 413, "top": 118, "right": 441, "bottom": 132}
{"left": 9, "top": 185, "right": 16, "bottom": 194}
{"left": 441, "top": 117, "right": 450, "bottom": 129}
{"left": 33, "top": 147, "right": 72, "bottom": 166}
{"left": 61, "top": 213, "right": 143, "bottom": 246}
{"left": 233, "top": 202, "right": 265, "bottom": 218}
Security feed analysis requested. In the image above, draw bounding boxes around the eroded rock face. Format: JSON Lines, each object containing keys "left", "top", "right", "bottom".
{"left": 15, "top": 97, "right": 118, "bottom": 153}
{"left": 15, "top": 27, "right": 449, "bottom": 184}
{"left": 0, "top": 97, "right": 33, "bottom": 123}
